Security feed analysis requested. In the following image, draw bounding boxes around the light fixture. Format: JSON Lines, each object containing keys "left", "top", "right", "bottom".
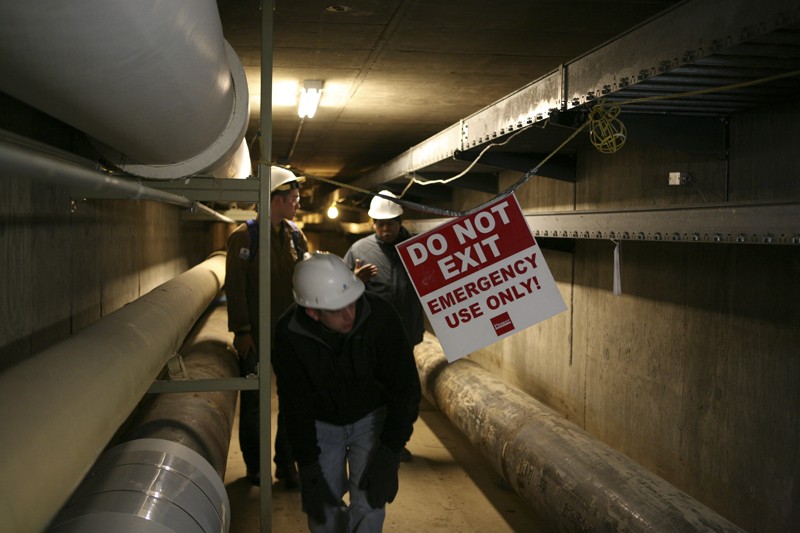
{"left": 326, "top": 203, "right": 339, "bottom": 219}
{"left": 298, "top": 80, "right": 323, "bottom": 118}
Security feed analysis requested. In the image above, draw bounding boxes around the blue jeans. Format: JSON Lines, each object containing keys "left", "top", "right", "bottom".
{"left": 308, "top": 407, "right": 387, "bottom": 533}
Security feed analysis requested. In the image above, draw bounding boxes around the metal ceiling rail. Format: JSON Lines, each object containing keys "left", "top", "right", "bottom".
{"left": 354, "top": 0, "right": 800, "bottom": 186}
{"left": 0, "top": 140, "right": 235, "bottom": 224}
{"left": 404, "top": 202, "right": 800, "bottom": 246}
{"left": 135, "top": 175, "right": 261, "bottom": 203}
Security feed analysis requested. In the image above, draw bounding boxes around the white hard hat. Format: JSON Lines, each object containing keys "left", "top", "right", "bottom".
{"left": 293, "top": 252, "right": 365, "bottom": 310}
{"left": 270, "top": 166, "right": 305, "bottom": 192}
{"left": 368, "top": 190, "right": 403, "bottom": 219}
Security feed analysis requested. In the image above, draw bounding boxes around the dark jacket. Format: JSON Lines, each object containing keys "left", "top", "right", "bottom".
{"left": 343, "top": 227, "right": 425, "bottom": 345}
{"left": 273, "top": 292, "right": 421, "bottom": 467}
{"left": 225, "top": 218, "right": 307, "bottom": 347}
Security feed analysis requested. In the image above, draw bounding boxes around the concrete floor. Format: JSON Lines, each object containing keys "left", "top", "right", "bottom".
{"left": 223, "top": 377, "right": 551, "bottom": 532}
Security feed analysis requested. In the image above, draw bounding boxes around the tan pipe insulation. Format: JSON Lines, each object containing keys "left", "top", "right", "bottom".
{"left": 0, "top": 253, "right": 226, "bottom": 533}
{"left": 414, "top": 333, "right": 745, "bottom": 532}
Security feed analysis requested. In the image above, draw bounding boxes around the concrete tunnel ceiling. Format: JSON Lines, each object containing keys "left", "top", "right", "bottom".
{"left": 219, "top": 0, "right": 800, "bottom": 218}
{"left": 219, "top": 0, "right": 686, "bottom": 208}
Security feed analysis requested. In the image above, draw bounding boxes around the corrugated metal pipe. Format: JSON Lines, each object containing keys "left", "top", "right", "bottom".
{"left": 47, "top": 303, "right": 239, "bottom": 532}
{"left": 0, "top": 1, "right": 250, "bottom": 180}
{"left": 0, "top": 253, "right": 226, "bottom": 533}
{"left": 414, "top": 333, "right": 745, "bottom": 532}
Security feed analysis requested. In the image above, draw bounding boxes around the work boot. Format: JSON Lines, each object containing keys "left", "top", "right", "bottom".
{"left": 246, "top": 469, "right": 260, "bottom": 486}
{"left": 275, "top": 463, "right": 299, "bottom": 490}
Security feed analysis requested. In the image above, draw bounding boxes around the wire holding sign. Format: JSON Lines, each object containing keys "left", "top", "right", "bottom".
{"left": 397, "top": 194, "right": 567, "bottom": 362}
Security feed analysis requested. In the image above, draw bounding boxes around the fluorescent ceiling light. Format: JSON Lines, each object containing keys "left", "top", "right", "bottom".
{"left": 298, "top": 80, "right": 323, "bottom": 118}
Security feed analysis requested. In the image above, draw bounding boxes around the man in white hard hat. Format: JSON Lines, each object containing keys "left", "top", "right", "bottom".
{"left": 344, "top": 191, "right": 423, "bottom": 464}
{"left": 273, "top": 252, "right": 421, "bottom": 532}
{"left": 226, "top": 165, "right": 308, "bottom": 489}
{"left": 344, "top": 190, "right": 424, "bottom": 347}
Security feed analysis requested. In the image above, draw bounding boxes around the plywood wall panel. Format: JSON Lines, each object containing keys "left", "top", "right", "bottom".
{"left": 729, "top": 102, "right": 800, "bottom": 202}
{"left": 100, "top": 201, "right": 141, "bottom": 316}
{"left": 70, "top": 199, "right": 103, "bottom": 333}
{"left": 28, "top": 182, "right": 72, "bottom": 354}
{"left": 0, "top": 178, "right": 33, "bottom": 370}
{"left": 577, "top": 142, "right": 728, "bottom": 210}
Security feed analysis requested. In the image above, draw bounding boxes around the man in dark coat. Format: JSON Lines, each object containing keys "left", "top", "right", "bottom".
{"left": 226, "top": 166, "right": 307, "bottom": 488}
{"left": 273, "top": 252, "right": 421, "bottom": 532}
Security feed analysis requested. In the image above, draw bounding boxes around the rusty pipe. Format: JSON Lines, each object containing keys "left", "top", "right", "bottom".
{"left": 414, "top": 333, "right": 744, "bottom": 532}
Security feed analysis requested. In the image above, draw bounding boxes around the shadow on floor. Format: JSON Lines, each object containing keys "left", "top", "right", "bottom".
{"left": 224, "top": 381, "right": 552, "bottom": 532}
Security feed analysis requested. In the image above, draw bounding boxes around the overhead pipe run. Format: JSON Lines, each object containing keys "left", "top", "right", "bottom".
{"left": 0, "top": 1, "right": 250, "bottom": 180}
{"left": 48, "top": 304, "right": 239, "bottom": 533}
{"left": 414, "top": 334, "right": 745, "bottom": 532}
{"left": 0, "top": 253, "right": 226, "bottom": 533}
{"left": 0, "top": 141, "right": 235, "bottom": 224}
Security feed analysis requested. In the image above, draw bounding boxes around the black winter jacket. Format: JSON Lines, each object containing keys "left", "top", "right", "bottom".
{"left": 273, "top": 292, "right": 422, "bottom": 467}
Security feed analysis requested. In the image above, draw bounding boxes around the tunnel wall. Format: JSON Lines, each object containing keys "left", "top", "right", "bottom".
{"left": 442, "top": 102, "right": 800, "bottom": 531}
{"left": 0, "top": 105, "right": 230, "bottom": 373}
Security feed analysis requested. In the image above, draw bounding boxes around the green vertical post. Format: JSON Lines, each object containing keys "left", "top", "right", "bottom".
{"left": 259, "top": 2, "right": 275, "bottom": 532}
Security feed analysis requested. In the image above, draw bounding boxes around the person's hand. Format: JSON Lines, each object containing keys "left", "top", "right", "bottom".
{"left": 299, "top": 462, "right": 339, "bottom": 523}
{"left": 233, "top": 333, "right": 257, "bottom": 375}
{"left": 354, "top": 259, "right": 378, "bottom": 282}
{"left": 358, "top": 445, "right": 400, "bottom": 508}
{"left": 233, "top": 332, "right": 256, "bottom": 358}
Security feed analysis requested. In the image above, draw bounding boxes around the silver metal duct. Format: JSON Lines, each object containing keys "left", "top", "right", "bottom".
{"left": 47, "top": 439, "right": 230, "bottom": 533}
{"left": 0, "top": 1, "right": 250, "bottom": 180}
{"left": 0, "top": 254, "right": 226, "bottom": 533}
{"left": 414, "top": 334, "right": 745, "bottom": 532}
{"left": 48, "top": 304, "right": 239, "bottom": 532}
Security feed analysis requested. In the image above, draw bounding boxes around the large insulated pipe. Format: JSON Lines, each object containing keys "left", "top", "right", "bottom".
{"left": 0, "top": 253, "right": 226, "bottom": 533}
{"left": 48, "top": 439, "right": 230, "bottom": 533}
{"left": 47, "top": 303, "right": 239, "bottom": 532}
{"left": 415, "top": 334, "right": 745, "bottom": 532}
{"left": 116, "top": 303, "right": 239, "bottom": 477}
{"left": 0, "top": 1, "right": 249, "bottom": 180}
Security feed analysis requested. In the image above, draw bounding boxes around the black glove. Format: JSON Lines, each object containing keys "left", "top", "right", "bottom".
{"left": 299, "top": 462, "right": 338, "bottom": 524}
{"left": 358, "top": 445, "right": 401, "bottom": 508}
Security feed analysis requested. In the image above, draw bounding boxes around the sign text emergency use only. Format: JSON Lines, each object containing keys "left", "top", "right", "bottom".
{"left": 397, "top": 194, "right": 566, "bottom": 362}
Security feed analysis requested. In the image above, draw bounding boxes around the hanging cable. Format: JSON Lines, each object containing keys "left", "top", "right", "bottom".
{"left": 588, "top": 103, "right": 626, "bottom": 154}
{"left": 307, "top": 68, "right": 800, "bottom": 218}
{"left": 409, "top": 127, "right": 529, "bottom": 188}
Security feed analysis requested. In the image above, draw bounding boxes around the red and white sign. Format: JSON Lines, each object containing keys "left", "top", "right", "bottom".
{"left": 398, "top": 194, "right": 566, "bottom": 362}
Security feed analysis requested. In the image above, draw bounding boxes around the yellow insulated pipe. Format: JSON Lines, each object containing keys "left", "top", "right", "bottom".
{"left": 0, "top": 253, "right": 226, "bottom": 533}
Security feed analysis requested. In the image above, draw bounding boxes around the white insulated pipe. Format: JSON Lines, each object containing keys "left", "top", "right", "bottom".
{"left": 0, "top": 1, "right": 250, "bottom": 180}
{"left": 414, "top": 334, "right": 746, "bottom": 532}
{"left": 48, "top": 306, "right": 239, "bottom": 533}
{"left": 0, "top": 254, "right": 226, "bottom": 533}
